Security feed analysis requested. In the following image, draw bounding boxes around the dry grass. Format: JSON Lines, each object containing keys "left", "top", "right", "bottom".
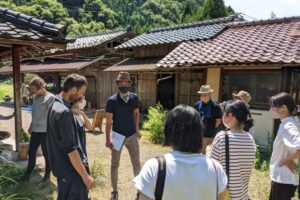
{"left": 0, "top": 113, "right": 279, "bottom": 200}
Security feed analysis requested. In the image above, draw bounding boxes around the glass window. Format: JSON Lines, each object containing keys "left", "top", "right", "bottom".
{"left": 221, "top": 71, "right": 281, "bottom": 109}
{"left": 290, "top": 70, "right": 300, "bottom": 106}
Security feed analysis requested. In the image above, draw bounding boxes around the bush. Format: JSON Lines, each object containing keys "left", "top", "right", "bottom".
{"left": 20, "top": 129, "right": 30, "bottom": 143}
{"left": 254, "top": 145, "right": 272, "bottom": 171}
{"left": 142, "top": 104, "right": 166, "bottom": 144}
{"left": 0, "top": 153, "right": 25, "bottom": 200}
{"left": 90, "top": 159, "right": 107, "bottom": 186}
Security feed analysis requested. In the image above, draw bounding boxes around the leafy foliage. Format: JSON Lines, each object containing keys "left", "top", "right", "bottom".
{"left": 0, "top": 0, "right": 235, "bottom": 36}
{"left": 143, "top": 104, "right": 166, "bottom": 144}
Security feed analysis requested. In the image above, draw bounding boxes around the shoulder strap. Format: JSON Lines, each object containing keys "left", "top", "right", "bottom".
{"left": 225, "top": 131, "right": 230, "bottom": 188}
{"left": 155, "top": 156, "right": 166, "bottom": 200}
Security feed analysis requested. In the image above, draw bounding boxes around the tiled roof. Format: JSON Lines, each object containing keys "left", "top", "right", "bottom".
{"left": 67, "top": 28, "right": 133, "bottom": 50}
{"left": 104, "top": 57, "right": 163, "bottom": 72}
{"left": 0, "top": 7, "right": 68, "bottom": 44}
{"left": 115, "top": 15, "right": 241, "bottom": 49}
{"left": 157, "top": 17, "right": 300, "bottom": 68}
{"left": 0, "top": 57, "right": 103, "bottom": 73}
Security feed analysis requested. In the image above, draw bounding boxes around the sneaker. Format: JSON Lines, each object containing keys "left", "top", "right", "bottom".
{"left": 110, "top": 191, "right": 118, "bottom": 200}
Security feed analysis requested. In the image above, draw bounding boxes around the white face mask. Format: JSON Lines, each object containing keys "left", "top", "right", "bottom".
{"left": 270, "top": 107, "right": 280, "bottom": 119}
{"left": 78, "top": 98, "right": 87, "bottom": 110}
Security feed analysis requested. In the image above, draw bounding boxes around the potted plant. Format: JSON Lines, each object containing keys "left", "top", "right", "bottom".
{"left": 3, "top": 95, "right": 12, "bottom": 102}
{"left": 18, "top": 128, "right": 30, "bottom": 160}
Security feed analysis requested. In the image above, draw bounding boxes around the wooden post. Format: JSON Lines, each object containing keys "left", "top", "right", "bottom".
{"left": 12, "top": 45, "right": 22, "bottom": 152}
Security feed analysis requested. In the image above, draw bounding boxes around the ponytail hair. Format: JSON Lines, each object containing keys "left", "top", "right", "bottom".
{"left": 222, "top": 100, "right": 253, "bottom": 131}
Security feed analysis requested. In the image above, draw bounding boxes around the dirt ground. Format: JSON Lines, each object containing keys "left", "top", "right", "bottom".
{"left": 0, "top": 105, "right": 273, "bottom": 200}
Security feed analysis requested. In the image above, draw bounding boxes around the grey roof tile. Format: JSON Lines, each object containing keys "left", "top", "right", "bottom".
{"left": 67, "top": 27, "right": 133, "bottom": 50}
{"left": 116, "top": 15, "right": 241, "bottom": 49}
{"left": 0, "top": 7, "right": 68, "bottom": 44}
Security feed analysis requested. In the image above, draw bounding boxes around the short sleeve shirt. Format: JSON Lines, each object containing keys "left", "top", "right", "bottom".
{"left": 208, "top": 131, "right": 256, "bottom": 200}
{"left": 106, "top": 93, "right": 139, "bottom": 137}
{"left": 194, "top": 100, "right": 222, "bottom": 138}
{"left": 47, "top": 97, "right": 87, "bottom": 178}
{"left": 134, "top": 151, "right": 227, "bottom": 200}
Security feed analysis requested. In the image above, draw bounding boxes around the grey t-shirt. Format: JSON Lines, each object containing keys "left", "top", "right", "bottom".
{"left": 31, "top": 92, "right": 55, "bottom": 132}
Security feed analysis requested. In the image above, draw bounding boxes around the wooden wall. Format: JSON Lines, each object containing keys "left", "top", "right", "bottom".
{"left": 134, "top": 43, "right": 178, "bottom": 58}
{"left": 137, "top": 73, "right": 157, "bottom": 108}
{"left": 175, "top": 70, "right": 205, "bottom": 106}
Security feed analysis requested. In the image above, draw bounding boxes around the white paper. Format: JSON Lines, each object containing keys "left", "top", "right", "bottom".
{"left": 111, "top": 131, "right": 125, "bottom": 151}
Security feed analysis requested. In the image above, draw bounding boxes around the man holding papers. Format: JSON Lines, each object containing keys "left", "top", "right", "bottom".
{"left": 105, "top": 71, "right": 141, "bottom": 200}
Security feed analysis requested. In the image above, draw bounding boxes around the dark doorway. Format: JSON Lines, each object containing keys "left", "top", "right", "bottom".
{"left": 86, "top": 76, "right": 97, "bottom": 108}
{"left": 157, "top": 74, "right": 175, "bottom": 110}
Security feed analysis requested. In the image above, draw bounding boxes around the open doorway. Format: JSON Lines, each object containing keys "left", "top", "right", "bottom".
{"left": 86, "top": 76, "right": 97, "bottom": 108}
{"left": 157, "top": 74, "right": 175, "bottom": 110}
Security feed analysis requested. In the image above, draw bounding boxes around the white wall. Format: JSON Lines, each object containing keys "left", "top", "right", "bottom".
{"left": 250, "top": 109, "right": 274, "bottom": 148}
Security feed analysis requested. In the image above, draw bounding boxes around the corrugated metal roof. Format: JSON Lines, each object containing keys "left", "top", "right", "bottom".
{"left": 0, "top": 57, "right": 103, "bottom": 73}
{"left": 104, "top": 57, "right": 162, "bottom": 72}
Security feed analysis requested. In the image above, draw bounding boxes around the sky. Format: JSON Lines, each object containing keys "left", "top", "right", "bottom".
{"left": 225, "top": 0, "right": 300, "bottom": 20}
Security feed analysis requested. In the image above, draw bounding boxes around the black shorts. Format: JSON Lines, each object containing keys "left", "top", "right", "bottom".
{"left": 57, "top": 173, "right": 89, "bottom": 200}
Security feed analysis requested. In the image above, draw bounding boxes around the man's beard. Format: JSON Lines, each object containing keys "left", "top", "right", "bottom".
{"left": 70, "top": 94, "right": 82, "bottom": 104}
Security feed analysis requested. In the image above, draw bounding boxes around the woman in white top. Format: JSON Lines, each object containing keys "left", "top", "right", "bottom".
{"left": 134, "top": 105, "right": 227, "bottom": 200}
{"left": 268, "top": 92, "right": 300, "bottom": 200}
{"left": 208, "top": 100, "right": 256, "bottom": 200}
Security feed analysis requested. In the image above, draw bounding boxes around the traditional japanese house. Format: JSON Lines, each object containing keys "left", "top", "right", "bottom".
{"left": 157, "top": 17, "right": 300, "bottom": 146}
{"left": 105, "top": 15, "right": 241, "bottom": 109}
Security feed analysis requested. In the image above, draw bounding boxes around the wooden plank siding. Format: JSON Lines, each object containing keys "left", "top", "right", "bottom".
{"left": 134, "top": 43, "right": 178, "bottom": 58}
{"left": 176, "top": 70, "right": 205, "bottom": 106}
{"left": 137, "top": 73, "right": 157, "bottom": 108}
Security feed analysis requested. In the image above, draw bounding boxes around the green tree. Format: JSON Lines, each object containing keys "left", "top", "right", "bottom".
{"left": 201, "top": 0, "right": 228, "bottom": 20}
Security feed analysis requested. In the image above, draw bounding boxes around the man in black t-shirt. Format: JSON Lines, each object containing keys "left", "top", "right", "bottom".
{"left": 194, "top": 85, "right": 222, "bottom": 154}
{"left": 47, "top": 74, "right": 93, "bottom": 200}
{"left": 105, "top": 72, "right": 141, "bottom": 200}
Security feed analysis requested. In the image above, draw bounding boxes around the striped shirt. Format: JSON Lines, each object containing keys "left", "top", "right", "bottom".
{"left": 208, "top": 131, "right": 256, "bottom": 200}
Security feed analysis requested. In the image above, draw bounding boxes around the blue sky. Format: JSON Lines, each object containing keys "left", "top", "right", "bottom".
{"left": 225, "top": 0, "right": 300, "bottom": 19}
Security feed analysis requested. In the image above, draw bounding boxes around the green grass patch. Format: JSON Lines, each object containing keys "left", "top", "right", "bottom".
{"left": 0, "top": 83, "right": 13, "bottom": 101}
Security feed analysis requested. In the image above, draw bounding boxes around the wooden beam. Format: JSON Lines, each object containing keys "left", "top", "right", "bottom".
{"left": 12, "top": 45, "right": 22, "bottom": 152}
{"left": 0, "top": 38, "right": 66, "bottom": 48}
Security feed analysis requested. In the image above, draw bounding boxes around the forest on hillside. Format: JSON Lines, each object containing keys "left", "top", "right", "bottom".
{"left": 0, "top": 0, "right": 235, "bottom": 37}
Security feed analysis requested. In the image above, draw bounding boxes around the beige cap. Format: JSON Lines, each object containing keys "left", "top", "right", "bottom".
{"left": 197, "top": 85, "right": 214, "bottom": 94}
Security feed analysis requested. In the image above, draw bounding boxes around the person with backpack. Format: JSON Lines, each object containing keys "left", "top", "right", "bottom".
{"left": 268, "top": 92, "right": 300, "bottom": 200}
{"left": 208, "top": 100, "right": 256, "bottom": 200}
{"left": 134, "top": 105, "right": 227, "bottom": 200}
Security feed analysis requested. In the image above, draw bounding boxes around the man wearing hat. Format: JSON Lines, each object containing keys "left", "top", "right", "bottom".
{"left": 194, "top": 85, "right": 222, "bottom": 154}
{"left": 105, "top": 72, "right": 141, "bottom": 200}
{"left": 232, "top": 90, "right": 252, "bottom": 106}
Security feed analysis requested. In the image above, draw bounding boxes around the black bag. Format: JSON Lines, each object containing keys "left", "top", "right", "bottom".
{"left": 155, "top": 156, "right": 166, "bottom": 200}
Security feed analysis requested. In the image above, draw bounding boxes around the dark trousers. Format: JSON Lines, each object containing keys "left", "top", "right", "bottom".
{"left": 25, "top": 132, "right": 50, "bottom": 175}
{"left": 57, "top": 173, "right": 88, "bottom": 200}
{"left": 269, "top": 181, "right": 297, "bottom": 200}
